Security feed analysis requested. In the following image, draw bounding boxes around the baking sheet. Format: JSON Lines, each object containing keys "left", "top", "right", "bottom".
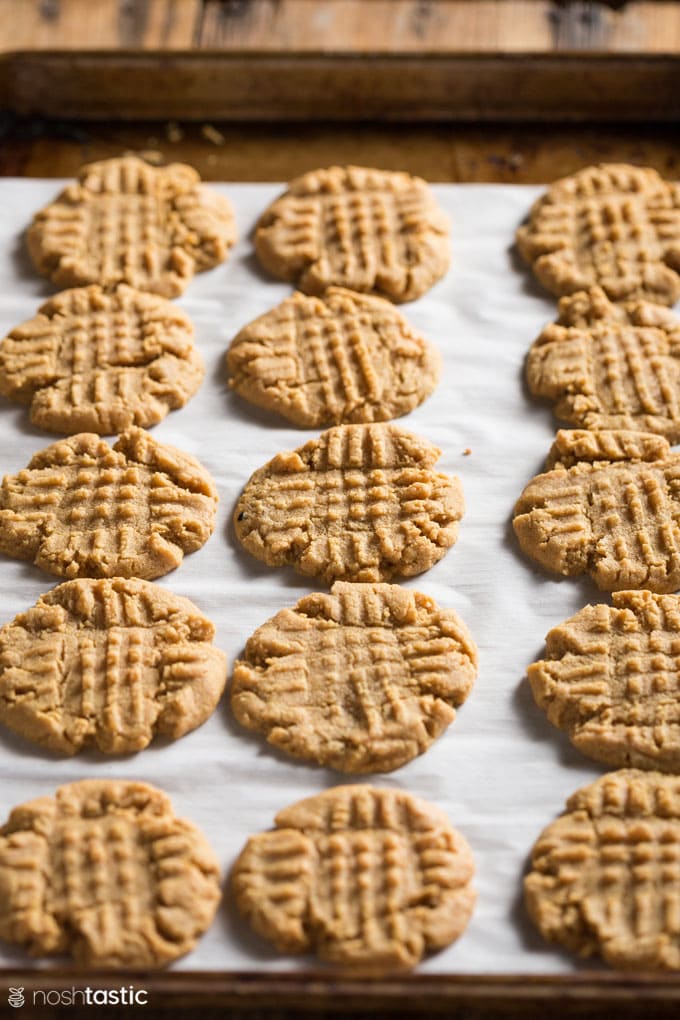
{"left": 0, "top": 180, "right": 616, "bottom": 975}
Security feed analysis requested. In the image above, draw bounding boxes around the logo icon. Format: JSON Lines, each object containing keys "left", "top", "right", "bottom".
{"left": 7, "top": 988, "right": 24, "bottom": 1008}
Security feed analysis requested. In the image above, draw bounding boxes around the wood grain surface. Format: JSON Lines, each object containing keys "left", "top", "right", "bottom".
{"left": 0, "top": 118, "right": 678, "bottom": 183}
{"left": 1, "top": 969, "right": 680, "bottom": 1020}
{"left": 1, "top": 1, "right": 678, "bottom": 122}
{"left": 0, "top": 0, "right": 678, "bottom": 53}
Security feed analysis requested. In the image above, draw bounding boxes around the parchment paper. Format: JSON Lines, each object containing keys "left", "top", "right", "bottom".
{"left": 0, "top": 180, "right": 616, "bottom": 974}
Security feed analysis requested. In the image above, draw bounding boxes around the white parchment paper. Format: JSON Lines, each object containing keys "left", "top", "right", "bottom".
{"left": 0, "top": 180, "right": 616, "bottom": 975}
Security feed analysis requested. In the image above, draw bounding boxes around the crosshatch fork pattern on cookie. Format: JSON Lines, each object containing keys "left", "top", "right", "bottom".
{"left": 0, "top": 780, "right": 221, "bottom": 967}
{"left": 234, "top": 423, "right": 463, "bottom": 584}
{"left": 528, "top": 590, "right": 680, "bottom": 771}
{"left": 232, "top": 582, "right": 476, "bottom": 773}
{"left": 0, "top": 429, "right": 217, "bottom": 580}
{"left": 513, "top": 429, "right": 680, "bottom": 593}
{"left": 0, "top": 285, "right": 203, "bottom": 434}
{"left": 255, "top": 166, "right": 450, "bottom": 302}
{"left": 526, "top": 288, "right": 680, "bottom": 440}
{"left": 526, "top": 770, "right": 680, "bottom": 969}
{"left": 227, "top": 287, "right": 440, "bottom": 427}
{"left": 517, "top": 164, "right": 680, "bottom": 305}
{"left": 27, "top": 156, "right": 237, "bottom": 298}
{"left": 232, "top": 785, "right": 475, "bottom": 971}
{"left": 0, "top": 578, "right": 227, "bottom": 754}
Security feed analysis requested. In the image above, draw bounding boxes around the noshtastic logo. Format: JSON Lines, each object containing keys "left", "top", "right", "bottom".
{"left": 7, "top": 988, "right": 24, "bottom": 1008}
{"left": 7, "top": 986, "right": 148, "bottom": 1007}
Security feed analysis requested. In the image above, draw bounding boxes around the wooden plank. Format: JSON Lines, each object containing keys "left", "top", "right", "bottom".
{"left": 607, "top": 1, "right": 680, "bottom": 49}
{"left": 0, "top": 1, "right": 678, "bottom": 54}
{"left": 0, "top": 0, "right": 202, "bottom": 51}
{"left": 2, "top": 968, "right": 680, "bottom": 1019}
{"left": 197, "top": 0, "right": 680, "bottom": 53}
{"left": 1, "top": 51, "right": 678, "bottom": 122}
{"left": 197, "top": 0, "right": 553, "bottom": 52}
{"left": 1, "top": 119, "right": 677, "bottom": 184}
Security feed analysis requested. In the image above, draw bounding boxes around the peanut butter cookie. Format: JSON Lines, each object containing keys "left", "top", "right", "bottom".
{"left": 0, "top": 285, "right": 203, "bottom": 434}
{"left": 0, "top": 428, "right": 218, "bottom": 580}
{"left": 28, "top": 156, "right": 236, "bottom": 297}
{"left": 255, "top": 165, "right": 450, "bottom": 302}
{"left": 234, "top": 423, "right": 463, "bottom": 584}
{"left": 0, "top": 779, "right": 220, "bottom": 967}
{"left": 0, "top": 578, "right": 227, "bottom": 755}
{"left": 232, "top": 785, "right": 475, "bottom": 971}
{"left": 517, "top": 163, "right": 680, "bottom": 305}
{"left": 231, "top": 581, "right": 477, "bottom": 773}
{"left": 527, "top": 288, "right": 680, "bottom": 440}
{"left": 513, "top": 428, "right": 680, "bottom": 592}
{"left": 526, "top": 770, "right": 680, "bottom": 969}
{"left": 226, "top": 288, "right": 440, "bottom": 427}
{"left": 528, "top": 590, "right": 680, "bottom": 770}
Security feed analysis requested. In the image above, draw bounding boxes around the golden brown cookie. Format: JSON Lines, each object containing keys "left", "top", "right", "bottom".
{"left": 544, "top": 427, "right": 670, "bottom": 470}
{"left": 232, "top": 785, "right": 475, "bottom": 971}
{"left": 27, "top": 156, "right": 236, "bottom": 298}
{"left": 0, "top": 285, "right": 203, "bottom": 435}
{"left": 0, "top": 427, "right": 218, "bottom": 580}
{"left": 226, "top": 288, "right": 441, "bottom": 427}
{"left": 526, "top": 770, "right": 680, "bottom": 969}
{"left": 255, "top": 165, "right": 450, "bottom": 303}
{"left": 516, "top": 163, "right": 680, "bottom": 305}
{"left": 528, "top": 590, "right": 680, "bottom": 770}
{"left": 0, "top": 578, "right": 227, "bottom": 755}
{"left": 234, "top": 423, "right": 463, "bottom": 584}
{"left": 231, "top": 581, "right": 477, "bottom": 773}
{"left": 527, "top": 288, "right": 680, "bottom": 440}
{"left": 513, "top": 428, "right": 680, "bottom": 593}
{"left": 0, "top": 779, "right": 220, "bottom": 967}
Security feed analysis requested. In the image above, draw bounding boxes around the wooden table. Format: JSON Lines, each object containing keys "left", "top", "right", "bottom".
{"left": 1, "top": 117, "right": 678, "bottom": 184}
{"left": 0, "top": 0, "right": 678, "bottom": 182}
{"left": 1, "top": 4, "right": 680, "bottom": 1018}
